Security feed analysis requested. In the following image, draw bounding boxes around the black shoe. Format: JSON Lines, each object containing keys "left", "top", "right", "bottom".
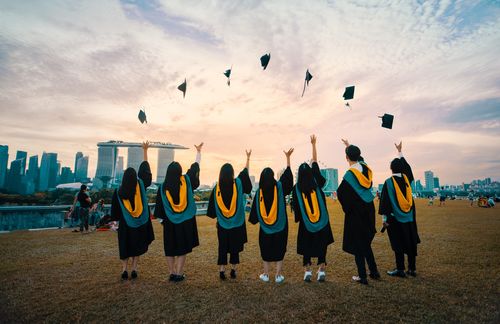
{"left": 168, "top": 274, "right": 176, "bottom": 282}
{"left": 406, "top": 270, "right": 417, "bottom": 277}
{"left": 175, "top": 274, "right": 186, "bottom": 282}
{"left": 230, "top": 269, "right": 236, "bottom": 279}
{"left": 387, "top": 269, "right": 406, "bottom": 278}
{"left": 121, "top": 271, "right": 128, "bottom": 280}
{"left": 220, "top": 271, "right": 226, "bottom": 280}
{"left": 131, "top": 270, "right": 138, "bottom": 279}
{"left": 369, "top": 272, "right": 381, "bottom": 280}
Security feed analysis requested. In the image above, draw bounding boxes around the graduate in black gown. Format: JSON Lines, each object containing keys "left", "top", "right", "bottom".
{"left": 292, "top": 135, "right": 334, "bottom": 282}
{"left": 154, "top": 143, "right": 203, "bottom": 282}
{"left": 207, "top": 150, "right": 252, "bottom": 280}
{"left": 249, "top": 148, "right": 294, "bottom": 283}
{"left": 379, "top": 141, "right": 420, "bottom": 277}
{"left": 110, "top": 142, "right": 154, "bottom": 280}
{"left": 337, "top": 139, "right": 380, "bottom": 285}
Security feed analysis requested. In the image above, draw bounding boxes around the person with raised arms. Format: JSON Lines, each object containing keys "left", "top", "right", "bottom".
{"left": 379, "top": 141, "right": 420, "bottom": 278}
{"left": 206, "top": 150, "right": 253, "bottom": 280}
{"left": 110, "top": 141, "right": 154, "bottom": 280}
{"left": 292, "top": 135, "right": 334, "bottom": 282}
{"left": 337, "top": 139, "right": 380, "bottom": 285}
{"left": 154, "top": 142, "right": 203, "bottom": 282}
{"left": 249, "top": 148, "right": 294, "bottom": 283}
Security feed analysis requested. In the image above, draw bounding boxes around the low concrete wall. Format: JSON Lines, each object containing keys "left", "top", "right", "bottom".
{"left": 0, "top": 202, "right": 209, "bottom": 232}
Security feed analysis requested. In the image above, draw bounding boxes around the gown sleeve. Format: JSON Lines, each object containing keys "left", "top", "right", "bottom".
{"left": 110, "top": 190, "right": 121, "bottom": 221}
{"left": 311, "top": 162, "right": 326, "bottom": 188}
{"left": 186, "top": 162, "right": 200, "bottom": 190}
{"left": 378, "top": 182, "right": 393, "bottom": 217}
{"left": 153, "top": 189, "right": 165, "bottom": 220}
{"left": 237, "top": 168, "right": 252, "bottom": 194}
{"left": 292, "top": 187, "right": 301, "bottom": 223}
{"left": 138, "top": 161, "right": 152, "bottom": 188}
{"left": 206, "top": 188, "right": 217, "bottom": 219}
{"left": 400, "top": 157, "right": 414, "bottom": 184}
{"left": 279, "top": 167, "right": 293, "bottom": 196}
{"left": 248, "top": 195, "right": 259, "bottom": 225}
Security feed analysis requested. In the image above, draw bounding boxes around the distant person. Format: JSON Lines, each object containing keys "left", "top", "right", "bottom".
{"left": 487, "top": 197, "right": 495, "bottom": 208}
{"left": 154, "top": 143, "right": 203, "bottom": 282}
{"left": 206, "top": 150, "right": 252, "bottom": 280}
{"left": 439, "top": 192, "right": 446, "bottom": 207}
{"left": 379, "top": 142, "right": 420, "bottom": 278}
{"left": 77, "top": 185, "right": 92, "bottom": 234}
{"left": 70, "top": 192, "right": 80, "bottom": 231}
{"left": 90, "top": 199, "right": 105, "bottom": 228}
{"left": 249, "top": 148, "right": 294, "bottom": 284}
{"left": 291, "top": 135, "right": 334, "bottom": 282}
{"left": 468, "top": 192, "right": 474, "bottom": 207}
{"left": 110, "top": 142, "right": 154, "bottom": 280}
{"left": 337, "top": 139, "right": 379, "bottom": 285}
{"left": 428, "top": 196, "right": 434, "bottom": 206}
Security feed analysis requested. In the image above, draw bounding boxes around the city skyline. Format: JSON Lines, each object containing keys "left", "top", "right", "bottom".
{"left": 1, "top": 1, "right": 499, "bottom": 186}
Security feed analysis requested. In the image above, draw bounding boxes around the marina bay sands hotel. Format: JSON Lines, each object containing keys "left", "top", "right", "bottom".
{"left": 95, "top": 141, "right": 188, "bottom": 184}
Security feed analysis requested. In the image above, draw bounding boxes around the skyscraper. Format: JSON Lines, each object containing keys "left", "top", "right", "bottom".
{"left": 75, "top": 156, "right": 89, "bottom": 182}
{"left": 127, "top": 147, "right": 143, "bottom": 171}
{"left": 6, "top": 159, "right": 23, "bottom": 193}
{"left": 156, "top": 148, "right": 175, "bottom": 183}
{"left": 27, "top": 155, "right": 39, "bottom": 191}
{"left": 320, "top": 168, "right": 339, "bottom": 193}
{"left": 74, "top": 152, "right": 83, "bottom": 181}
{"left": 433, "top": 177, "right": 440, "bottom": 190}
{"left": 115, "top": 156, "right": 124, "bottom": 181}
{"left": 424, "top": 171, "right": 434, "bottom": 191}
{"left": 95, "top": 146, "right": 117, "bottom": 178}
{"left": 0, "top": 145, "right": 8, "bottom": 188}
{"left": 39, "top": 152, "right": 58, "bottom": 191}
{"left": 15, "top": 151, "right": 27, "bottom": 175}
{"left": 59, "top": 167, "right": 74, "bottom": 184}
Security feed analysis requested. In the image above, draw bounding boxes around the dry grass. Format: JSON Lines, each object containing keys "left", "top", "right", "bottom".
{"left": 0, "top": 199, "right": 499, "bottom": 323}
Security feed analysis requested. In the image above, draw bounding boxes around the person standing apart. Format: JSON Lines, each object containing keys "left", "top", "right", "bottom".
{"left": 292, "top": 135, "right": 334, "bottom": 282}
{"left": 249, "top": 148, "right": 294, "bottom": 283}
{"left": 78, "top": 185, "right": 92, "bottom": 234}
{"left": 379, "top": 142, "right": 420, "bottom": 277}
{"left": 154, "top": 143, "right": 203, "bottom": 282}
{"left": 337, "top": 139, "right": 379, "bottom": 285}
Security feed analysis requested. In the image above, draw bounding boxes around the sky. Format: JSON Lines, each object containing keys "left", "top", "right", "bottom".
{"left": 1, "top": 0, "right": 499, "bottom": 186}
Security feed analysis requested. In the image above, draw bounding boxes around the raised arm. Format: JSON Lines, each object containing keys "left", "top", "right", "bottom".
{"left": 341, "top": 138, "right": 350, "bottom": 147}
{"left": 194, "top": 142, "right": 203, "bottom": 165}
{"left": 186, "top": 142, "right": 203, "bottom": 190}
{"left": 238, "top": 150, "right": 253, "bottom": 194}
{"left": 142, "top": 141, "right": 150, "bottom": 162}
{"left": 310, "top": 135, "right": 317, "bottom": 162}
{"left": 395, "top": 141, "right": 414, "bottom": 183}
{"left": 245, "top": 149, "right": 251, "bottom": 170}
{"left": 281, "top": 148, "right": 294, "bottom": 195}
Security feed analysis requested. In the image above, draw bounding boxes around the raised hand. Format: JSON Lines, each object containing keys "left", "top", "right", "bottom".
{"left": 142, "top": 141, "right": 150, "bottom": 161}
{"left": 194, "top": 142, "right": 204, "bottom": 152}
{"left": 283, "top": 148, "right": 294, "bottom": 158}
{"left": 142, "top": 140, "right": 150, "bottom": 150}
{"left": 310, "top": 135, "right": 317, "bottom": 145}
{"left": 394, "top": 141, "right": 402, "bottom": 153}
{"left": 341, "top": 139, "right": 350, "bottom": 147}
{"left": 246, "top": 149, "right": 252, "bottom": 159}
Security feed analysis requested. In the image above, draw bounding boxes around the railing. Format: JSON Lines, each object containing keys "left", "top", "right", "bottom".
{"left": 0, "top": 202, "right": 209, "bottom": 232}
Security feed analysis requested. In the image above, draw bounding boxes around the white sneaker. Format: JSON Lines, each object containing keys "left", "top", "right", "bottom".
{"left": 275, "top": 275, "right": 285, "bottom": 283}
{"left": 317, "top": 270, "right": 326, "bottom": 282}
{"left": 259, "top": 273, "right": 270, "bottom": 282}
{"left": 304, "top": 271, "right": 312, "bottom": 282}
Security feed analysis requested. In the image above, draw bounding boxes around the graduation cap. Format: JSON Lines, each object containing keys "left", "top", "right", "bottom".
{"left": 379, "top": 113, "right": 394, "bottom": 129}
{"left": 260, "top": 53, "right": 271, "bottom": 70}
{"left": 301, "top": 69, "right": 313, "bottom": 97}
{"left": 178, "top": 79, "right": 187, "bottom": 98}
{"left": 343, "top": 86, "right": 355, "bottom": 100}
{"left": 223, "top": 67, "right": 231, "bottom": 86}
{"left": 138, "top": 109, "right": 147, "bottom": 124}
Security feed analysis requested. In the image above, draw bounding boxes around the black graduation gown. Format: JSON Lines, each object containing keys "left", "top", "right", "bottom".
{"left": 206, "top": 168, "right": 252, "bottom": 255}
{"left": 292, "top": 162, "right": 334, "bottom": 257}
{"left": 154, "top": 163, "right": 200, "bottom": 257}
{"left": 111, "top": 161, "right": 155, "bottom": 260}
{"left": 337, "top": 163, "right": 376, "bottom": 256}
{"left": 249, "top": 167, "right": 293, "bottom": 262}
{"left": 379, "top": 157, "right": 420, "bottom": 255}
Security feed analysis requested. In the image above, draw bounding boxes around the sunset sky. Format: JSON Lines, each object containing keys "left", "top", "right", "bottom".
{"left": 1, "top": 0, "right": 499, "bottom": 186}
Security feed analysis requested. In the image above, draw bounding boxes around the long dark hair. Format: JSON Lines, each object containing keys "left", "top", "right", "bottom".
{"left": 297, "top": 163, "right": 316, "bottom": 194}
{"left": 345, "top": 145, "right": 361, "bottom": 162}
{"left": 390, "top": 158, "right": 403, "bottom": 173}
{"left": 218, "top": 163, "right": 234, "bottom": 191}
{"left": 164, "top": 161, "right": 182, "bottom": 196}
{"left": 259, "top": 167, "right": 276, "bottom": 196}
{"left": 118, "top": 167, "right": 137, "bottom": 201}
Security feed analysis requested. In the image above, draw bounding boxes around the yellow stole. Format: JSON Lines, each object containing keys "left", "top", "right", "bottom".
{"left": 166, "top": 176, "right": 188, "bottom": 213}
{"left": 301, "top": 190, "right": 320, "bottom": 223}
{"left": 349, "top": 164, "right": 373, "bottom": 189}
{"left": 122, "top": 183, "right": 143, "bottom": 218}
{"left": 216, "top": 181, "right": 237, "bottom": 218}
{"left": 259, "top": 185, "right": 278, "bottom": 225}
{"left": 392, "top": 174, "right": 413, "bottom": 212}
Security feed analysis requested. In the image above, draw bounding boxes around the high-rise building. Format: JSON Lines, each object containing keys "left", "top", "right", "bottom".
{"left": 74, "top": 152, "right": 83, "bottom": 181}
{"left": 415, "top": 180, "right": 423, "bottom": 192}
{"left": 115, "top": 156, "right": 124, "bottom": 181}
{"left": 320, "top": 168, "right": 339, "bottom": 193}
{"left": 15, "top": 151, "right": 27, "bottom": 175}
{"left": 75, "top": 156, "right": 89, "bottom": 182}
{"left": 127, "top": 147, "right": 143, "bottom": 171}
{"left": 39, "top": 152, "right": 58, "bottom": 191}
{"left": 59, "top": 167, "right": 74, "bottom": 184}
{"left": 156, "top": 148, "right": 175, "bottom": 183}
{"left": 27, "top": 155, "right": 39, "bottom": 191}
{"left": 95, "top": 146, "right": 117, "bottom": 178}
{"left": 424, "top": 171, "right": 434, "bottom": 191}
{"left": 433, "top": 177, "right": 440, "bottom": 190}
{"left": 0, "top": 145, "right": 8, "bottom": 188}
{"left": 6, "top": 159, "right": 23, "bottom": 193}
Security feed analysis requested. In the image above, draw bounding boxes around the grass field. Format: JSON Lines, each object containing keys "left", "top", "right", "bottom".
{"left": 0, "top": 199, "right": 499, "bottom": 323}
